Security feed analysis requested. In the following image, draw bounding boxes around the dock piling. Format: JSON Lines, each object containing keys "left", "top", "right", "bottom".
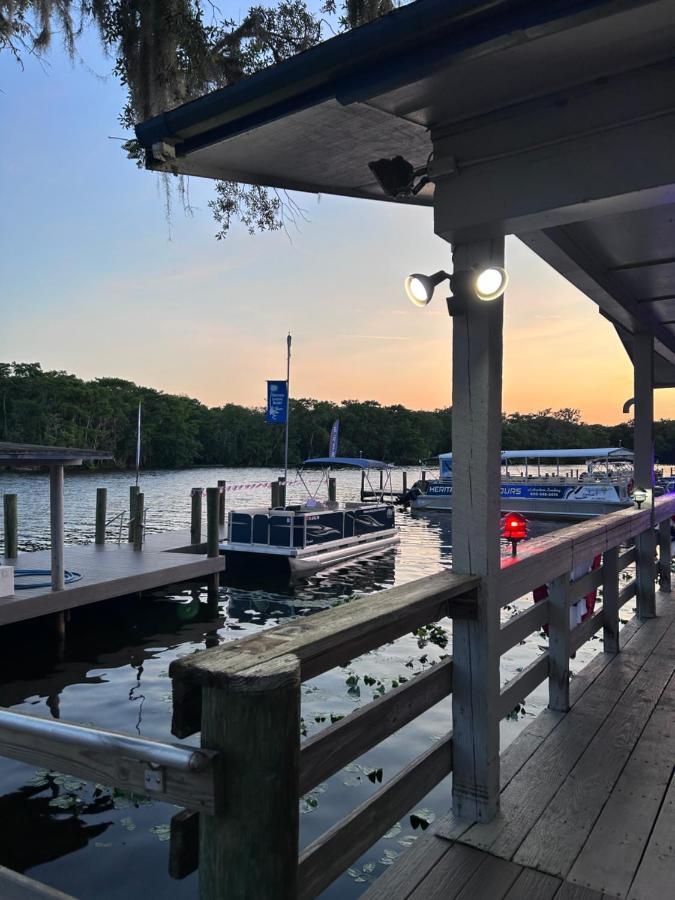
{"left": 402, "top": 471, "right": 408, "bottom": 495}
{"left": 128, "top": 486, "right": 140, "bottom": 543}
{"left": 3, "top": 494, "right": 17, "bottom": 559}
{"left": 271, "top": 481, "right": 280, "bottom": 508}
{"left": 133, "top": 493, "right": 144, "bottom": 551}
{"left": 49, "top": 465, "right": 65, "bottom": 591}
{"left": 191, "top": 489, "right": 203, "bottom": 546}
{"left": 95, "top": 488, "right": 107, "bottom": 545}
{"left": 278, "top": 476, "right": 286, "bottom": 507}
{"left": 328, "top": 477, "right": 337, "bottom": 502}
{"left": 217, "top": 481, "right": 226, "bottom": 526}
{"left": 206, "top": 488, "right": 220, "bottom": 602}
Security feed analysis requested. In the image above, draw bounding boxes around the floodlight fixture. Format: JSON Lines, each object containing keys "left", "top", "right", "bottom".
{"left": 405, "top": 265, "right": 509, "bottom": 311}
{"left": 368, "top": 155, "right": 428, "bottom": 198}
{"left": 404, "top": 271, "right": 450, "bottom": 307}
{"left": 474, "top": 266, "right": 509, "bottom": 301}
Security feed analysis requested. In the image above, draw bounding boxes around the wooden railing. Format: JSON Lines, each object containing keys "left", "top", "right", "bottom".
{"left": 168, "top": 571, "right": 479, "bottom": 899}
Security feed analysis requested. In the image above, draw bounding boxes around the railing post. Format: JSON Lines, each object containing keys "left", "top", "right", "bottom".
{"left": 633, "top": 330, "right": 656, "bottom": 618}
{"left": 547, "top": 575, "right": 570, "bottom": 711}
{"left": 217, "top": 480, "right": 226, "bottom": 527}
{"left": 658, "top": 518, "right": 671, "bottom": 593}
{"left": 3, "top": 494, "right": 17, "bottom": 559}
{"left": 133, "top": 493, "right": 144, "bottom": 551}
{"left": 95, "top": 488, "right": 107, "bottom": 545}
{"left": 128, "top": 485, "right": 139, "bottom": 543}
{"left": 191, "top": 489, "right": 203, "bottom": 546}
{"left": 602, "top": 547, "right": 620, "bottom": 654}
{"left": 199, "top": 654, "right": 301, "bottom": 899}
{"left": 449, "top": 237, "right": 504, "bottom": 823}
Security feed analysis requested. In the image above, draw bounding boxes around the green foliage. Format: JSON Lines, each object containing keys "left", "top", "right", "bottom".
{"left": 0, "top": 361, "right": 667, "bottom": 470}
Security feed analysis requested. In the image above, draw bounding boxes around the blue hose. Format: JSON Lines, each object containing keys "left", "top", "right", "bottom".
{"left": 13, "top": 569, "right": 83, "bottom": 590}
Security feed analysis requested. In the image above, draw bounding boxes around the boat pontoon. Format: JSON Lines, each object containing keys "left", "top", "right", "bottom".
{"left": 411, "top": 448, "right": 636, "bottom": 519}
{"left": 220, "top": 457, "right": 399, "bottom": 577}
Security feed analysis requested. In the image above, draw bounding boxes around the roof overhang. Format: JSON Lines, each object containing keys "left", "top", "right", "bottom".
{"left": 0, "top": 443, "right": 114, "bottom": 467}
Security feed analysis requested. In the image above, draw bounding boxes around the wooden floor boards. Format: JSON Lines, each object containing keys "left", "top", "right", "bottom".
{"left": 364, "top": 595, "right": 675, "bottom": 900}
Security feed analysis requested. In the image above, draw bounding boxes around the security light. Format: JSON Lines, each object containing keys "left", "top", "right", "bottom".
{"left": 368, "top": 156, "right": 428, "bottom": 198}
{"left": 405, "top": 265, "right": 509, "bottom": 310}
{"left": 404, "top": 271, "right": 450, "bottom": 307}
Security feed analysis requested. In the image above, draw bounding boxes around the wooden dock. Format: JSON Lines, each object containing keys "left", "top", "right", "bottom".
{"left": 364, "top": 593, "right": 675, "bottom": 900}
{"left": 0, "top": 529, "right": 224, "bottom": 627}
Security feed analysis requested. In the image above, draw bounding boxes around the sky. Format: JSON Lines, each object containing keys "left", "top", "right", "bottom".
{"left": 2, "top": 6, "right": 674, "bottom": 426}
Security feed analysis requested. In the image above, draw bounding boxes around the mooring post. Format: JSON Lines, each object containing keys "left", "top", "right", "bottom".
{"left": 3, "top": 493, "right": 17, "bottom": 559}
{"left": 95, "top": 488, "right": 107, "bottom": 545}
{"left": 658, "top": 518, "right": 672, "bottom": 593}
{"left": 360, "top": 470, "right": 365, "bottom": 501}
{"left": 133, "top": 493, "right": 144, "bottom": 551}
{"left": 217, "top": 480, "right": 226, "bottom": 527}
{"left": 198, "top": 654, "right": 301, "bottom": 899}
{"left": 402, "top": 471, "right": 408, "bottom": 495}
{"left": 271, "top": 481, "right": 280, "bottom": 508}
{"left": 328, "top": 477, "right": 337, "bottom": 502}
{"left": 128, "top": 485, "right": 140, "bottom": 543}
{"left": 379, "top": 470, "right": 384, "bottom": 490}
{"left": 206, "top": 487, "right": 220, "bottom": 601}
{"left": 49, "top": 464, "right": 65, "bottom": 592}
{"left": 278, "top": 476, "right": 286, "bottom": 507}
{"left": 191, "top": 489, "right": 203, "bottom": 546}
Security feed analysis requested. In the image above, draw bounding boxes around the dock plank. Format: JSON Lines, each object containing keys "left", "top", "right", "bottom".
{"left": 408, "top": 843, "right": 485, "bottom": 899}
{"left": 513, "top": 645, "right": 675, "bottom": 876}
{"left": 454, "top": 854, "right": 521, "bottom": 899}
{"left": 360, "top": 835, "right": 452, "bottom": 900}
{"left": 627, "top": 771, "right": 675, "bottom": 900}
{"left": 567, "top": 671, "right": 675, "bottom": 897}
{"left": 504, "top": 868, "right": 561, "bottom": 900}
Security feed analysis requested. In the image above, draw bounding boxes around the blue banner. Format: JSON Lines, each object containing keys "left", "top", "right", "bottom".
{"left": 266, "top": 380, "right": 288, "bottom": 424}
{"left": 329, "top": 419, "right": 340, "bottom": 458}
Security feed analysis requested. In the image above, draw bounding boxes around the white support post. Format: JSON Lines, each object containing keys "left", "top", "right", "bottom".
{"left": 633, "top": 331, "right": 656, "bottom": 618}
{"left": 49, "top": 464, "right": 65, "bottom": 592}
{"left": 450, "top": 237, "right": 504, "bottom": 823}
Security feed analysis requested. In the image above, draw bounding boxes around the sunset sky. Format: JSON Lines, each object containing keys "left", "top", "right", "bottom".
{"left": 2, "top": 8, "right": 675, "bottom": 426}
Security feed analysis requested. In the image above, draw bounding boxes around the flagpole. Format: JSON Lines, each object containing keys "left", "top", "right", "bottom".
{"left": 284, "top": 333, "right": 292, "bottom": 498}
{"left": 135, "top": 401, "right": 142, "bottom": 488}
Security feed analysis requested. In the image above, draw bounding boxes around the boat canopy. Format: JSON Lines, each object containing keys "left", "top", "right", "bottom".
{"left": 438, "top": 448, "right": 633, "bottom": 463}
{"left": 302, "top": 457, "right": 392, "bottom": 470}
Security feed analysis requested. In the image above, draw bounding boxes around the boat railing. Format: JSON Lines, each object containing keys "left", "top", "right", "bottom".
{"left": 162, "top": 493, "right": 674, "bottom": 897}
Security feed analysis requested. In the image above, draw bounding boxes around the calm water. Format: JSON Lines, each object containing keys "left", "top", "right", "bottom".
{"left": 0, "top": 467, "right": 606, "bottom": 898}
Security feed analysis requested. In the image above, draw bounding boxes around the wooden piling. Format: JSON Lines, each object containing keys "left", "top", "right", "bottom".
{"left": 379, "top": 470, "right": 384, "bottom": 490}
{"left": 217, "top": 481, "right": 226, "bottom": 527}
{"left": 278, "top": 477, "right": 286, "bottom": 508}
{"left": 360, "top": 470, "right": 365, "bottom": 501}
{"left": 95, "top": 488, "right": 107, "bottom": 545}
{"left": 198, "top": 654, "right": 301, "bottom": 899}
{"left": 402, "top": 471, "right": 408, "bottom": 494}
{"left": 3, "top": 494, "right": 17, "bottom": 559}
{"left": 271, "top": 481, "right": 280, "bottom": 508}
{"left": 49, "top": 465, "right": 65, "bottom": 592}
{"left": 128, "top": 485, "right": 140, "bottom": 543}
{"left": 328, "top": 477, "right": 337, "bottom": 502}
{"left": 133, "top": 493, "right": 144, "bottom": 551}
{"left": 191, "top": 489, "right": 203, "bottom": 546}
{"left": 206, "top": 487, "right": 220, "bottom": 602}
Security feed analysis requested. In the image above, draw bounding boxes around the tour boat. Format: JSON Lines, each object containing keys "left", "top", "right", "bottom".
{"left": 220, "top": 458, "right": 399, "bottom": 577}
{"left": 410, "top": 448, "right": 636, "bottom": 519}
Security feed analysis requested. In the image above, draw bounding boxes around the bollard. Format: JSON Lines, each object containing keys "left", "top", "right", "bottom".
{"left": 3, "top": 494, "right": 17, "bottom": 559}
{"left": 128, "top": 485, "right": 140, "bottom": 543}
{"left": 217, "top": 480, "right": 226, "bottom": 527}
{"left": 191, "top": 488, "right": 203, "bottom": 546}
{"left": 133, "top": 493, "right": 144, "bottom": 551}
{"left": 328, "top": 477, "right": 337, "bottom": 502}
{"left": 95, "top": 488, "right": 107, "bottom": 545}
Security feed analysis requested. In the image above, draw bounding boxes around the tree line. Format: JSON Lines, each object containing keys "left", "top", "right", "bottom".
{"left": 2, "top": 362, "right": 675, "bottom": 468}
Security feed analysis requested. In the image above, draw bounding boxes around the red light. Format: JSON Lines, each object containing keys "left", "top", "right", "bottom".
{"left": 502, "top": 512, "right": 528, "bottom": 541}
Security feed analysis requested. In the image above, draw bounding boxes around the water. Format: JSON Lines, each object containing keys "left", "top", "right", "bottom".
{"left": 0, "top": 467, "right": 605, "bottom": 898}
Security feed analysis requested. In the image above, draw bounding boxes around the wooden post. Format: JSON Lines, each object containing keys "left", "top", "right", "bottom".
{"left": 278, "top": 477, "right": 286, "bottom": 507}
{"left": 198, "top": 654, "right": 301, "bottom": 899}
{"left": 658, "top": 518, "right": 671, "bottom": 593}
{"left": 3, "top": 494, "right": 17, "bottom": 559}
{"left": 133, "top": 493, "right": 144, "bottom": 551}
{"left": 360, "top": 470, "right": 365, "bottom": 501}
{"left": 206, "top": 487, "right": 220, "bottom": 601}
{"left": 402, "top": 471, "right": 408, "bottom": 494}
{"left": 128, "top": 485, "right": 140, "bottom": 543}
{"left": 328, "top": 477, "right": 337, "bottom": 502}
{"left": 633, "top": 331, "right": 656, "bottom": 618}
{"left": 547, "top": 575, "right": 570, "bottom": 710}
{"left": 217, "top": 481, "right": 226, "bottom": 527}
{"left": 379, "top": 470, "right": 384, "bottom": 490}
{"left": 602, "top": 547, "right": 620, "bottom": 654}
{"left": 450, "top": 237, "right": 504, "bottom": 823}
{"left": 191, "top": 489, "right": 203, "bottom": 546}
{"left": 271, "top": 481, "right": 280, "bottom": 508}
{"left": 49, "top": 465, "right": 65, "bottom": 592}
{"left": 95, "top": 488, "right": 107, "bottom": 545}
